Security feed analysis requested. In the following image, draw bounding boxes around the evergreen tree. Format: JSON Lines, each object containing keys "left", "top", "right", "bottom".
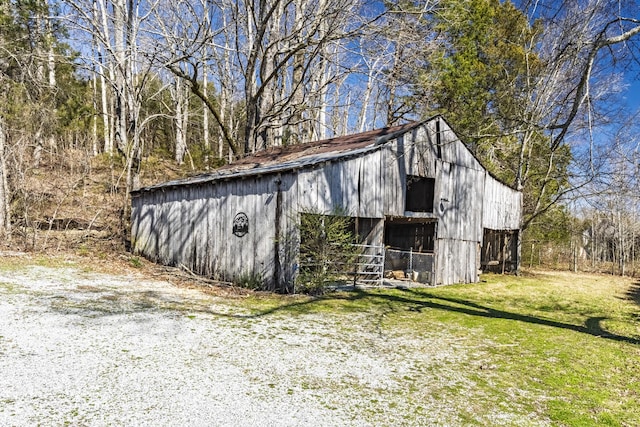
{"left": 409, "top": 0, "right": 570, "bottom": 234}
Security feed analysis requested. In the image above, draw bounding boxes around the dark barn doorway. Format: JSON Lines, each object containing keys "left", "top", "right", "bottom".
{"left": 384, "top": 218, "right": 436, "bottom": 283}
{"left": 481, "top": 228, "right": 519, "bottom": 273}
{"left": 405, "top": 176, "right": 435, "bottom": 213}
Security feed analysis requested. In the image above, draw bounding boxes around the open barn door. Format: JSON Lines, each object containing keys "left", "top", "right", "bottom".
{"left": 383, "top": 218, "right": 436, "bottom": 284}
{"left": 481, "top": 228, "right": 519, "bottom": 273}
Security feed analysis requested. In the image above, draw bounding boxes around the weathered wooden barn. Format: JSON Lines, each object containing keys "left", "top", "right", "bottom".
{"left": 131, "top": 116, "right": 522, "bottom": 291}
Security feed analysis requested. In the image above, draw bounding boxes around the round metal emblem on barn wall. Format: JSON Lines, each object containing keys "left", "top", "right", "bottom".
{"left": 232, "top": 212, "right": 249, "bottom": 237}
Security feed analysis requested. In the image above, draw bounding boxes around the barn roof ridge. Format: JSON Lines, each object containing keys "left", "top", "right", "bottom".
{"left": 132, "top": 119, "right": 427, "bottom": 194}
{"left": 132, "top": 115, "right": 520, "bottom": 194}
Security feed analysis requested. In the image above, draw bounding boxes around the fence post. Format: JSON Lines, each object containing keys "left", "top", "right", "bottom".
{"left": 409, "top": 247, "right": 413, "bottom": 274}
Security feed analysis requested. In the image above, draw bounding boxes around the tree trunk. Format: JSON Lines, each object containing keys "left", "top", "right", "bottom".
{"left": 95, "top": 0, "right": 114, "bottom": 153}
{"left": 315, "top": 12, "right": 330, "bottom": 140}
{"left": 0, "top": 116, "right": 11, "bottom": 236}
{"left": 386, "top": 45, "right": 403, "bottom": 126}
{"left": 91, "top": 46, "right": 99, "bottom": 156}
{"left": 619, "top": 211, "right": 625, "bottom": 276}
{"left": 174, "top": 76, "right": 187, "bottom": 165}
{"left": 202, "top": 59, "right": 209, "bottom": 166}
{"left": 358, "top": 60, "right": 376, "bottom": 133}
{"left": 113, "top": 0, "right": 128, "bottom": 155}
{"left": 46, "top": 7, "right": 56, "bottom": 88}
{"left": 287, "top": 0, "right": 306, "bottom": 145}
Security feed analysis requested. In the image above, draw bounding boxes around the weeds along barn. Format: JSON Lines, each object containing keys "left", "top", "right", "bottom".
{"left": 131, "top": 116, "right": 521, "bottom": 291}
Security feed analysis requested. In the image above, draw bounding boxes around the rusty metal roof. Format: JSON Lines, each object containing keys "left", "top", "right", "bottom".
{"left": 134, "top": 120, "right": 424, "bottom": 193}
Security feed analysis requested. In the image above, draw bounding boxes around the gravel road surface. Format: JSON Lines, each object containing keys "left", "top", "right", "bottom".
{"left": 0, "top": 261, "right": 472, "bottom": 426}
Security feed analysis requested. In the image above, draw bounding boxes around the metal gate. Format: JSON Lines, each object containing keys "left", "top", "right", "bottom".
{"left": 335, "top": 244, "right": 385, "bottom": 286}
{"left": 299, "top": 243, "right": 385, "bottom": 287}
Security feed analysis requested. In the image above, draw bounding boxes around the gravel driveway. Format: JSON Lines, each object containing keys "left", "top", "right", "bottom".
{"left": 0, "top": 258, "right": 516, "bottom": 426}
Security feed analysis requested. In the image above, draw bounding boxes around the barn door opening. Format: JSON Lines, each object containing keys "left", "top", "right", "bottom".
{"left": 298, "top": 213, "right": 384, "bottom": 287}
{"left": 405, "top": 176, "right": 435, "bottom": 213}
{"left": 481, "top": 229, "right": 519, "bottom": 273}
{"left": 383, "top": 218, "right": 436, "bottom": 284}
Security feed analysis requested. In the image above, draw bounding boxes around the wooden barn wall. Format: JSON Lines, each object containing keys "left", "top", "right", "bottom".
{"left": 481, "top": 174, "right": 522, "bottom": 231}
{"left": 207, "top": 176, "right": 280, "bottom": 284}
{"left": 132, "top": 174, "right": 298, "bottom": 289}
{"left": 130, "top": 193, "right": 149, "bottom": 258}
{"left": 132, "top": 152, "right": 390, "bottom": 290}
{"left": 435, "top": 160, "right": 485, "bottom": 242}
{"left": 297, "top": 152, "right": 384, "bottom": 218}
{"left": 435, "top": 239, "right": 480, "bottom": 285}
{"left": 382, "top": 141, "right": 405, "bottom": 216}
{"left": 434, "top": 163, "right": 484, "bottom": 285}
{"left": 382, "top": 119, "right": 486, "bottom": 218}
{"left": 377, "top": 120, "right": 485, "bottom": 285}
{"left": 382, "top": 129, "right": 439, "bottom": 216}
{"left": 275, "top": 173, "right": 299, "bottom": 289}
{"left": 436, "top": 120, "right": 483, "bottom": 170}
{"left": 403, "top": 127, "right": 439, "bottom": 178}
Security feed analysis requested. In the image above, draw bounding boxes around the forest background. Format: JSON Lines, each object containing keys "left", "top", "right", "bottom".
{"left": 0, "top": 0, "right": 639, "bottom": 277}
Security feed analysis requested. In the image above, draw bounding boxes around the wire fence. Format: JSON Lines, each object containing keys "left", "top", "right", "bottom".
{"left": 384, "top": 249, "right": 435, "bottom": 284}
{"left": 299, "top": 245, "right": 436, "bottom": 286}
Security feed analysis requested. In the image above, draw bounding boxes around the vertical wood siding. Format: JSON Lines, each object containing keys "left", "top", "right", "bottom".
{"left": 275, "top": 173, "right": 298, "bottom": 288}
{"left": 297, "top": 153, "right": 384, "bottom": 218}
{"left": 133, "top": 176, "right": 284, "bottom": 286}
{"left": 382, "top": 142, "right": 405, "bottom": 216}
{"left": 436, "top": 161, "right": 485, "bottom": 242}
{"left": 482, "top": 174, "right": 522, "bottom": 230}
{"left": 383, "top": 131, "right": 439, "bottom": 216}
{"left": 435, "top": 239, "right": 480, "bottom": 285}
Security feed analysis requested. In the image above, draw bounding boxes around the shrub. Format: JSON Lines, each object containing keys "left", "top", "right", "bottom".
{"left": 296, "top": 208, "right": 361, "bottom": 294}
{"left": 235, "top": 271, "right": 263, "bottom": 290}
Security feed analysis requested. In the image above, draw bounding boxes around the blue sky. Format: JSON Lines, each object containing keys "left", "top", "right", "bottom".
{"left": 623, "top": 73, "right": 640, "bottom": 113}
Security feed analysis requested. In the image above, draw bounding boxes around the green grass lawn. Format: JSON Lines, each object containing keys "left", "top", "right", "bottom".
{"left": 239, "top": 270, "right": 640, "bottom": 426}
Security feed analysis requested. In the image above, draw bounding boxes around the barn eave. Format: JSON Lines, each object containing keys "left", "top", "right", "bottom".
{"left": 132, "top": 143, "right": 387, "bottom": 195}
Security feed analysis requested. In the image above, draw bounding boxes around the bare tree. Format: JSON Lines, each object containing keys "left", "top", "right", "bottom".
{"left": 511, "top": 0, "right": 640, "bottom": 228}
{"left": 0, "top": 0, "right": 66, "bottom": 237}
{"left": 577, "top": 110, "right": 640, "bottom": 275}
{"left": 64, "top": 0, "right": 170, "bottom": 216}
{"left": 153, "top": 0, "right": 366, "bottom": 158}
{"left": 0, "top": 116, "right": 10, "bottom": 235}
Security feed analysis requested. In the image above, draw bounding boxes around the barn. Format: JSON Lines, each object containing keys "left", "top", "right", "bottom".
{"left": 130, "top": 116, "right": 522, "bottom": 292}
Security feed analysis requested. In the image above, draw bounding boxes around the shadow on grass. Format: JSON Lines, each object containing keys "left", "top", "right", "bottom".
{"left": 234, "top": 287, "right": 640, "bottom": 346}
{"left": 626, "top": 282, "right": 640, "bottom": 307}
{"left": 48, "top": 284, "right": 640, "bottom": 346}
